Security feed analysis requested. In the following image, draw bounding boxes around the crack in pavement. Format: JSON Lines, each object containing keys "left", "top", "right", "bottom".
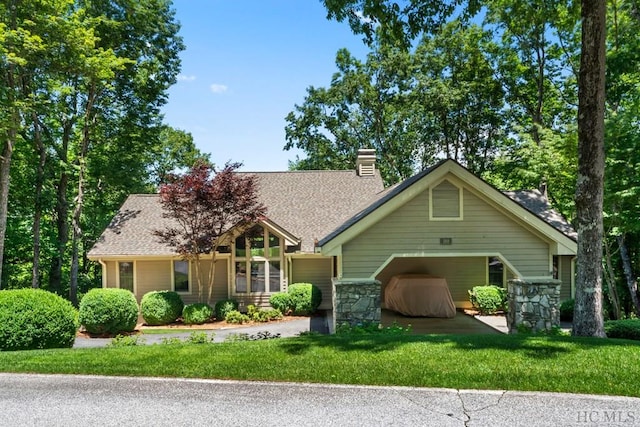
{"left": 456, "top": 389, "right": 508, "bottom": 426}
{"left": 392, "top": 389, "right": 467, "bottom": 424}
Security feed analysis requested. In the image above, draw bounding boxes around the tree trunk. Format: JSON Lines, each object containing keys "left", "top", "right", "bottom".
{"left": 32, "top": 112, "right": 46, "bottom": 288}
{"left": 603, "top": 237, "right": 621, "bottom": 320}
{"left": 0, "top": 131, "right": 15, "bottom": 290}
{"left": 616, "top": 234, "right": 640, "bottom": 316}
{"left": 49, "top": 122, "right": 72, "bottom": 294}
{"left": 573, "top": 0, "right": 606, "bottom": 337}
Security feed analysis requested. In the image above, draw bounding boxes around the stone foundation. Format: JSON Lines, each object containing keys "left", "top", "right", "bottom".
{"left": 331, "top": 278, "right": 381, "bottom": 333}
{"left": 506, "top": 279, "right": 561, "bottom": 333}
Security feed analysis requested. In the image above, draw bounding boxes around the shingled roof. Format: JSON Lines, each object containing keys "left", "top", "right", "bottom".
{"left": 88, "top": 169, "right": 385, "bottom": 257}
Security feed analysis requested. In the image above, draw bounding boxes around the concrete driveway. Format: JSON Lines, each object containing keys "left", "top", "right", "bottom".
{"left": 1, "top": 373, "right": 638, "bottom": 426}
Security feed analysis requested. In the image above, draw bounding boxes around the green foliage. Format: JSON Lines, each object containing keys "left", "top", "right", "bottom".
{"left": 468, "top": 285, "right": 507, "bottom": 315}
{"left": 336, "top": 321, "right": 412, "bottom": 335}
{"left": 108, "top": 334, "right": 145, "bottom": 347}
{"left": 224, "top": 331, "right": 281, "bottom": 342}
{"left": 182, "top": 303, "right": 214, "bottom": 325}
{"left": 269, "top": 292, "right": 292, "bottom": 314}
{"left": 605, "top": 319, "right": 640, "bottom": 341}
{"left": 140, "top": 291, "right": 184, "bottom": 326}
{"left": 224, "top": 310, "right": 250, "bottom": 324}
{"left": 79, "top": 288, "right": 139, "bottom": 335}
{"left": 0, "top": 289, "right": 79, "bottom": 351}
{"left": 160, "top": 337, "right": 183, "bottom": 345}
{"left": 560, "top": 299, "right": 574, "bottom": 322}
{"left": 252, "top": 308, "right": 283, "bottom": 323}
{"left": 186, "top": 331, "right": 214, "bottom": 344}
{"left": 215, "top": 299, "right": 239, "bottom": 320}
{"left": 288, "top": 283, "right": 322, "bottom": 315}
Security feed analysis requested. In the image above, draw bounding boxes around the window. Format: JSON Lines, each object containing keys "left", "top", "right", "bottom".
{"left": 235, "top": 226, "right": 281, "bottom": 294}
{"left": 430, "top": 179, "right": 463, "bottom": 220}
{"left": 173, "top": 260, "right": 190, "bottom": 293}
{"left": 118, "top": 262, "right": 134, "bottom": 291}
{"left": 488, "top": 257, "right": 504, "bottom": 286}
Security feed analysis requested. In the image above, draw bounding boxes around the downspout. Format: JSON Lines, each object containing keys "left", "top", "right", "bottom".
{"left": 98, "top": 259, "right": 107, "bottom": 288}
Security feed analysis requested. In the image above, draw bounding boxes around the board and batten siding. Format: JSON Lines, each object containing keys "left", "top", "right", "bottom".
{"left": 187, "top": 258, "right": 229, "bottom": 305}
{"left": 559, "top": 255, "right": 574, "bottom": 301}
{"left": 342, "top": 185, "right": 550, "bottom": 279}
{"left": 135, "top": 260, "right": 171, "bottom": 302}
{"left": 376, "top": 256, "right": 485, "bottom": 308}
{"left": 104, "top": 261, "right": 117, "bottom": 288}
{"left": 291, "top": 257, "right": 333, "bottom": 310}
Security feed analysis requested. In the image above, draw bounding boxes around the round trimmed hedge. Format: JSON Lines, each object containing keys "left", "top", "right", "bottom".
{"left": 214, "top": 299, "right": 238, "bottom": 320}
{"left": 0, "top": 288, "right": 79, "bottom": 351}
{"left": 141, "top": 291, "right": 184, "bottom": 325}
{"left": 182, "top": 303, "right": 214, "bottom": 325}
{"left": 288, "top": 283, "right": 322, "bottom": 315}
{"left": 269, "top": 292, "right": 292, "bottom": 314}
{"left": 79, "top": 288, "right": 139, "bottom": 335}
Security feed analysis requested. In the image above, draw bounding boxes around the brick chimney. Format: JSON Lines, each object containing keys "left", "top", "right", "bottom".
{"left": 356, "top": 148, "right": 376, "bottom": 176}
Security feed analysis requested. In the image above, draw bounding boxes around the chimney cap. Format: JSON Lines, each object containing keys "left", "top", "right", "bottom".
{"left": 356, "top": 148, "right": 376, "bottom": 176}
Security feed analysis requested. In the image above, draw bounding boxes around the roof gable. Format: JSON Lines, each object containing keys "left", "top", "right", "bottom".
{"left": 319, "top": 159, "right": 577, "bottom": 255}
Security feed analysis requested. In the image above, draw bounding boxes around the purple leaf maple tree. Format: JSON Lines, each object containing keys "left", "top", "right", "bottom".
{"left": 154, "top": 161, "right": 266, "bottom": 304}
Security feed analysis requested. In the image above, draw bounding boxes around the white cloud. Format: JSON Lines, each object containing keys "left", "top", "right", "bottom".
{"left": 177, "top": 74, "right": 196, "bottom": 82}
{"left": 210, "top": 83, "right": 228, "bottom": 94}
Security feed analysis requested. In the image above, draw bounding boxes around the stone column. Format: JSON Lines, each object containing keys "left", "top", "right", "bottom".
{"left": 331, "top": 278, "right": 381, "bottom": 333}
{"left": 506, "top": 279, "right": 561, "bottom": 333}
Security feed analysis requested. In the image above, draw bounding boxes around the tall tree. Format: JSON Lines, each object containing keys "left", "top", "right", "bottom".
{"left": 572, "top": 0, "right": 607, "bottom": 337}
{"left": 323, "top": 0, "right": 609, "bottom": 336}
{"left": 155, "top": 162, "right": 266, "bottom": 304}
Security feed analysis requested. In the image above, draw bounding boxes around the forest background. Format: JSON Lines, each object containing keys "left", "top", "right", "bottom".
{"left": 1, "top": 0, "right": 638, "bottom": 319}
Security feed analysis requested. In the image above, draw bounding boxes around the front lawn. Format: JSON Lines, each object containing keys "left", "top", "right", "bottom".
{"left": 1, "top": 333, "right": 638, "bottom": 397}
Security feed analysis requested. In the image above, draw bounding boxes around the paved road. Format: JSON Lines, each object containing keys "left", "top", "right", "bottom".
{"left": 1, "top": 374, "right": 638, "bottom": 426}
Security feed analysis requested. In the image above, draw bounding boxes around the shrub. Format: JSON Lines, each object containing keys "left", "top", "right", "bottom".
{"left": 253, "top": 308, "right": 283, "bottom": 322}
{"left": 0, "top": 289, "right": 79, "bottom": 351}
{"left": 215, "top": 299, "right": 238, "bottom": 320}
{"left": 79, "top": 288, "right": 139, "bottom": 335}
{"left": 182, "top": 303, "right": 214, "bottom": 325}
{"left": 225, "top": 310, "right": 250, "bottom": 324}
{"left": 140, "top": 291, "right": 184, "bottom": 326}
{"left": 108, "top": 334, "right": 144, "bottom": 347}
{"left": 288, "top": 283, "right": 322, "bottom": 315}
{"left": 560, "top": 299, "right": 574, "bottom": 322}
{"left": 269, "top": 292, "right": 292, "bottom": 314}
{"left": 186, "top": 331, "right": 214, "bottom": 344}
{"left": 468, "top": 285, "right": 507, "bottom": 315}
{"left": 605, "top": 319, "right": 640, "bottom": 341}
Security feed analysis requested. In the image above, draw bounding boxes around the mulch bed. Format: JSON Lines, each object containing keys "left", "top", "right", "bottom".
{"left": 76, "top": 314, "right": 311, "bottom": 339}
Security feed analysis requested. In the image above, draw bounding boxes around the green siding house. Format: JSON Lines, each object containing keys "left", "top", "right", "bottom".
{"left": 88, "top": 150, "right": 577, "bottom": 317}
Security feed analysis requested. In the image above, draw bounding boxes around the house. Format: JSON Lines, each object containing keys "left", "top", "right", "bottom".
{"left": 88, "top": 149, "right": 577, "bottom": 317}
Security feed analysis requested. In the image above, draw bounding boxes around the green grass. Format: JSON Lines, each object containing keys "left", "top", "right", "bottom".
{"left": 1, "top": 333, "right": 638, "bottom": 397}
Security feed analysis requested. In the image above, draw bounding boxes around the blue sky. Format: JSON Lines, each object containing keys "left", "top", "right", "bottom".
{"left": 161, "top": 0, "right": 368, "bottom": 171}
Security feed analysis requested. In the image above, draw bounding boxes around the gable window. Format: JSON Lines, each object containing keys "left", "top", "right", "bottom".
{"left": 429, "top": 179, "right": 463, "bottom": 220}
{"left": 235, "top": 226, "right": 282, "bottom": 294}
{"left": 118, "top": 261, "right": 134, "bottom": 292}
{"left": 173, "top": 260, "right": 190, "bottom": 293}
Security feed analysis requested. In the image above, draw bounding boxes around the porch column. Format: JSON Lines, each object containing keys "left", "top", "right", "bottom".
{"left": 331, "top": 278, "right": 381, "bottom": 333}
{"left": 506, "top": 279, "right": 561, "bottom": 333}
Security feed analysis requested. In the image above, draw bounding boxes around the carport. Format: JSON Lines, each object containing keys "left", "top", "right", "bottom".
{"left": 381, "top": 309, "right": 503, "bottom": 335}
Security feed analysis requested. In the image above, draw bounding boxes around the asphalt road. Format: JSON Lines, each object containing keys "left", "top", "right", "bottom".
{"left": 1, "top": 373, "right": 638, "bottom": 426}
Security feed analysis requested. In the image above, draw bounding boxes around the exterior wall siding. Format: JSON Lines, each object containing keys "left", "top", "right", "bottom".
{"left": 187, "top": 258, "right": 229, "bottom": 305}
{"left": 343, "top": 185, "right": 550, "bottom": 279}
{"left": 291, "top": 257, "right": 333, "bottom": 309}
{"left": 135, "top": 260, "right": 171, "bottom": 302}
{"left": 432, "top": 180, "right": 460, "bottom": 218}
{"left": 376, "top": 256, "right": 485, "bottom": 308}
{"left": 559, "top": 255, "right": 574, "bottom": 301}
{"left": 105, "top": 261, "right": 117, "bottom": 288}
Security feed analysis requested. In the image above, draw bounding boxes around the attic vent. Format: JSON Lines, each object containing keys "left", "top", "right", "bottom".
{"left": 356, "top": 148, "right": 376, "bottom": 176}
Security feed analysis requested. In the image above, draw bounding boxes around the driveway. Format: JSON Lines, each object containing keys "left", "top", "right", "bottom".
{"left": 73, "top": 316, "right": 325, "bottom": 348}
{"left": 1, "top": 374, "right": 638, "bottom": 426}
